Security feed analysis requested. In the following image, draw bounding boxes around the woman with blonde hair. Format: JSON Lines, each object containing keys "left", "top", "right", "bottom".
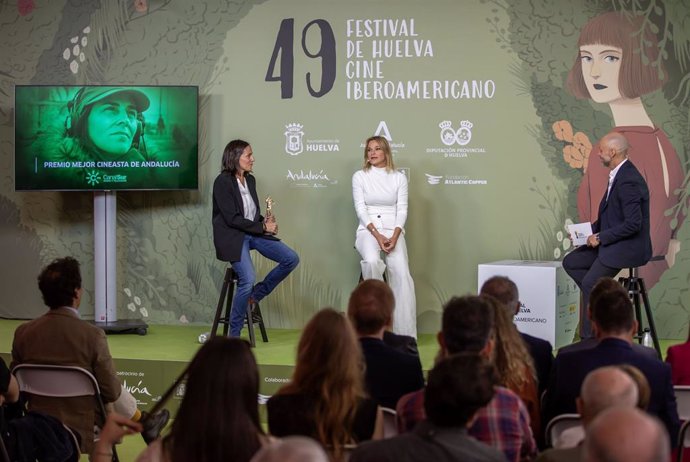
{"left": 482, "top": 295, "right": 540, "bottom": 437}
{"left": 352, "top": 135, "right": 417, "bottom": 337}
{"left": 267, "top": 308, "right": 383, "bottom": 460}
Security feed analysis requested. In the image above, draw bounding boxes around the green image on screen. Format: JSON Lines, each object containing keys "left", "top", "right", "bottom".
{"left": 14, "top": 85, "right": 199, "bottom": 191}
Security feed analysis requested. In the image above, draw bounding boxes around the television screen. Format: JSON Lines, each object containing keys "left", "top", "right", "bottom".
{"left": 14, "top": 85, "right": 198, "bottom": 191}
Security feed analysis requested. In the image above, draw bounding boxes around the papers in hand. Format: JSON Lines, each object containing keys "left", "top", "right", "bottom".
{"left": 568, "top": 222, "right": 593, "bottom": 246}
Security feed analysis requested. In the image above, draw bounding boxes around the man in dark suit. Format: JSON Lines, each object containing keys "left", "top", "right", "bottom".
{"left": 563, "top": 132, "right": 652, "bottom": 339}
{"left": 558, "top": 277, "right": 657, "bottom": 359}
{"left": 347, "top": 280, "right": 424, "bottom": 409}
{"left": 480, "top": 275, "right": 553, "bottom": 395}
{"left": 542, "top": 288, "right": 679, "bottom": 445}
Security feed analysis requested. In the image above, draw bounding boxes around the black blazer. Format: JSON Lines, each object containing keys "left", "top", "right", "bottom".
{"left": 521, "top": 332, "right": 553, "bottom": 395}
{"left": 543, "top": 337, "right": 679, "bottom": 445}
{"left": 360, "top": 337, "right": 425, "bottom": 409}
{"left": 212, "top": 171, "right": 277, "bottom": 262}
{"left": 593, "top": 160, "right": 652, "bottom": 268}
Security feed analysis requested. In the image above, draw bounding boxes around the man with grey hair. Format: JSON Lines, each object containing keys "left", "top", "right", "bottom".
{"left": 583, "top": 407, "right": 670, "bottom": 462}
{"left": 537, "top": 366, "right": 639, "bottom": 461}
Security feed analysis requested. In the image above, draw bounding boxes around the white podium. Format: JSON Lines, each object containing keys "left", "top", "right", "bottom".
{"left": 478, "top": 260, "right": 580, "bottom": 349}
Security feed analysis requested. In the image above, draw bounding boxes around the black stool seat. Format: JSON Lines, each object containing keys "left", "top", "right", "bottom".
{"left": 618, "top": 266, "right": 660, "bottom": 358}
{"left": 211, "top": 267, "right": 268, "bottom": 347}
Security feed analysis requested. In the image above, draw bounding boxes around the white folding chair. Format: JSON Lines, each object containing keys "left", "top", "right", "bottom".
{"left": 12, "top": 364, "right": 118, "bottom": 461}
{"left": 675, "top": 385, "right": 690, "bottom": 420}
{"left": 675, "top": 386, "right": 690, "bottom": 462}
{"left": 677, "top": 420, "right": 690, "bottom": 462}
{"left": 381, "top": 407, "right": 398, "bottom": 439}
{"left": 544, "top": 413, "right": 584, "bottom": 449}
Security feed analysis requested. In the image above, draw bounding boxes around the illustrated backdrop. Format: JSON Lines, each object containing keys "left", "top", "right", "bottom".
{"left": 1, "top": 0, "right": 688, "bottom": 337}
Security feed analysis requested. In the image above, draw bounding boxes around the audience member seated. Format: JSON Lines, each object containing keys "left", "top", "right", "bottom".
{"left": 542, "top": 286, "right": 679, "bottom": 445}
{"left": 484, "top": 295, "right": 540, "bottom": 439}
{"left": 583, "top": 407, "right": 670, "bottom": 462}
{"left": 397, "top": 295, "right": 537, "bottom": 462}
{"left": 250, "top": 436, "right": 329, "bottom": 462}
{"left": 536, "top": 366, "right": 638, "bottom": 461}
{"left": 667, "top": 321, "right": 690, "bottom": 385}
{"left": 347, "top": 280, "right": 424, "bottom": 409}
{"left": 558, "top": 277, "right": 657, "bottom": 359}
{"left": 267, "top": 308, "right": 383, "bottom": 461}
{"left": 0, "top": 358, "right": 19, "bottom": 406}
{"left": 480, "top": 276, "right": 553, "bottom": 395}
{"left": 93, "top": 337, "right": 271, "bottom": 462}
{"left": 351, "top": 354, "right": 507, "bottom": 462}
{"left": 382, "top": 330, "right": 419, "bottom": 356}
{"left": 10, "top": 256, "right": 169, "bottom": 453}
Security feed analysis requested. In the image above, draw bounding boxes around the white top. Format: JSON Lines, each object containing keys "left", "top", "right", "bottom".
{"left": 352, "top": 167, "right": 408, "bottom": 231}
{"left": 237, "top": 178, "right": 257, "bottom": 221}
{"left": 607, "top": 158, "right": 628, "bottom": 200}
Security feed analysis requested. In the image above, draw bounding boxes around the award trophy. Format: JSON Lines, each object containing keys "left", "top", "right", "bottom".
{"left": 265, "top": 196, "right": 274, "bottom": 221}
{"left": 265, "top": 196, "right": 277, "bottom": 235}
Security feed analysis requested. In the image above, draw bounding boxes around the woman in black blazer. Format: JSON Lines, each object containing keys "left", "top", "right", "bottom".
{"left": 212, "top": 139, "right": 299, "bottom": 336}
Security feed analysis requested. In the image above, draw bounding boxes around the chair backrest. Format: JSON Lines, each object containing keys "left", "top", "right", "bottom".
{"left": 678, "top": 420, "right": 690, "bottom": 462}
{"left": 545, "top": 413, "right": 584, "bottom": 449}
{"left": 12, "top": 363, "right": 105, "bottom": 413}
{"left": 675, "top": 386, "right": 690, "bottom": 421}
{"left": 381, "top": 407, "right": 398, "bottom": 439}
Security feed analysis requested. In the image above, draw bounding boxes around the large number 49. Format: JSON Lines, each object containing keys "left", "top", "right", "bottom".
{"left": 265, "top": 18, "right": 336, "bottom": 99}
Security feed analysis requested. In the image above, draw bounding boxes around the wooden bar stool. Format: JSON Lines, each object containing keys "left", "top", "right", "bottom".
{"left": 211, "top": 267, "right": 268, "bottom": 347}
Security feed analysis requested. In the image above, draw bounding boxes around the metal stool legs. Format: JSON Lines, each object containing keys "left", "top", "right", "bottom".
{"left": 618, "top": 267, "right": 661, "bottom": 358}
{"left": 211, "top": 267, "right": 269, "bottom": 347}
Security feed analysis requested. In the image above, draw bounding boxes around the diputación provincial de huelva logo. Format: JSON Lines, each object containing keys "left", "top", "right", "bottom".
{"left": 439, "top": 120, "right": 473, "bottom": 146}
{"left": 284, "top": 122, "right": 340, "bottom": 155}
{"left": 427, "top": 120, "right": 486, "bottom": 158}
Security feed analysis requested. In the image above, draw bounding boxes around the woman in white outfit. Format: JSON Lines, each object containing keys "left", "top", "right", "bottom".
{"left": 352, "top": 136, "right": 417, "bottom": 337}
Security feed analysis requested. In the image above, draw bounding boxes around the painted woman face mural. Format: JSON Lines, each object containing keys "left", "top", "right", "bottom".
{"left": 565, "top": 11, "right": 685, "bottom": 289}
{"left": 578, "top": 43, "right": 623, "bottom": 103}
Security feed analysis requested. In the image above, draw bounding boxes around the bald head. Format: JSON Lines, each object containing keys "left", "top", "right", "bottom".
{"left": 578, "top": 366, "right": 638, "bottom": 424}
{"left": 601, "top": 132, "right": 629, "bottom": 154}
{"left": 584, "top": 407, "right": 670, "bottom": 462}
{"left": 598, "top": 132, "right": 630, "bottom": 169}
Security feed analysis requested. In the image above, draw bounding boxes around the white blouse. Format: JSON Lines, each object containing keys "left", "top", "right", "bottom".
{"left": 237, "top": 178, "right": 257, "bottom": 221}
{"left": 352, "top": 167, "right": 408, "bottom": 231}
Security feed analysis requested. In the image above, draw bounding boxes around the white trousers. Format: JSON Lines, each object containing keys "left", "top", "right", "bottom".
{"left": 355, "top": 229, "right": 417, "bottom": 338}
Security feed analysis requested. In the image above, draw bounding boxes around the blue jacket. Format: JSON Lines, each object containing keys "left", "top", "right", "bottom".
{"left": 593, "top": 160, "right": 652, "bottom": 268}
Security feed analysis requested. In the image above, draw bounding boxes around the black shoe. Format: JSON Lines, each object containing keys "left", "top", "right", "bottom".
{"left": 141, "top": 409, "right": 170, "bottom": 445}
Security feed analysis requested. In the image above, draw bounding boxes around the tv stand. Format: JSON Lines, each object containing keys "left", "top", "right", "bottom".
{"left": 91, "top": 191, "right": 148, "bottom": 335}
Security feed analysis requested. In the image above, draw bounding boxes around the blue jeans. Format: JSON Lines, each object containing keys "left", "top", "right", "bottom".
{"left": 230, "top": 235, "right": 299, "bottom": 336}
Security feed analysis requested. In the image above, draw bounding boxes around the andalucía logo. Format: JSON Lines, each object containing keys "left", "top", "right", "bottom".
{"left": 284, "top": 123, "right": 304, "bottom": 156}
{"left": 86, "top": 170, "right": 101, "bottom": 185}
{"left": 439, "top": 120, "right": 473, "bottom": 146}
